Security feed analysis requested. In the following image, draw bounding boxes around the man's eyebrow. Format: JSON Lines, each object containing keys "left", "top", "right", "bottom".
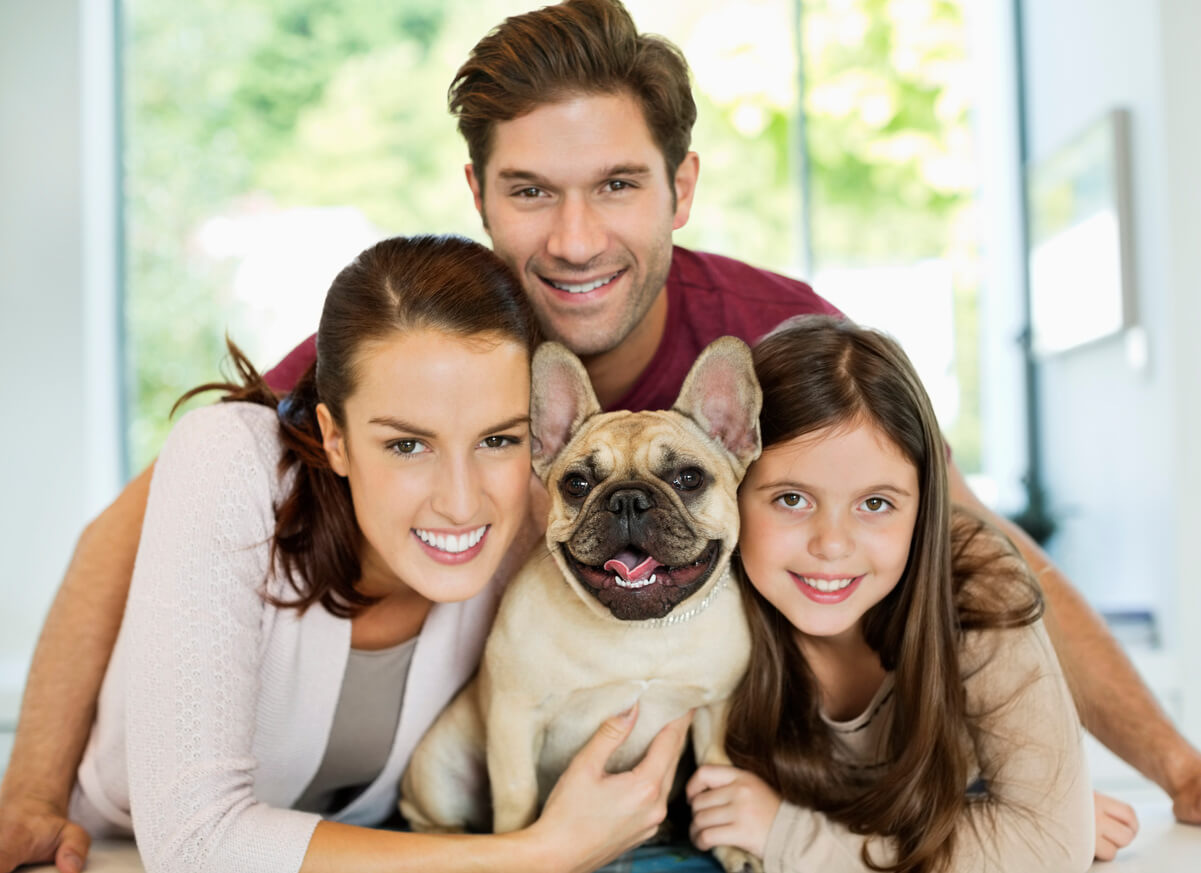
{"left": 601, "top": 163, "right": 652, "bottom": 178}
{"left": 496, "top": 169, "right": 550, "bottom": 185}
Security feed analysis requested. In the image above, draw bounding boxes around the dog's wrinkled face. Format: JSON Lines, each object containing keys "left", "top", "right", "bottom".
{"left": 531, "top": 338, "right": 762, "bottom": 623}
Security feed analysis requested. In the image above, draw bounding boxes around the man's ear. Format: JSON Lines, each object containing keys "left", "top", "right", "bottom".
{"left": 530, "top": 342, "right": 601, "bottom": 480}
{"left": 316, "top": 403, "right": 350, "bottom": 477}
{"left": 672, "top": 151, "right": 700, "bottom": 231}
{"left": 465, "top": 162, "right": 489, "bottom": 232}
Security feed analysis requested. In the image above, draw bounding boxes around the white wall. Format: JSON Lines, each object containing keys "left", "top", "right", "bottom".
{"left": 0, "top": 0, "right": 121, "bottom": 723}
{"left": 1019, "top": 0, "right": 1201, "bottom": 736}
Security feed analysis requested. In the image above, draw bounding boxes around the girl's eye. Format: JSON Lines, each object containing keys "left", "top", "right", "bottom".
{"left": 388, "top": 438, "right": 428, "bottom": 456}
{"left": 480, "top": 434, "right": 520, "bottom": 449}
{"left": 776, "top": 492, "right": 809, "bottom": 509}
{"left": 861, "top": 496, "right": 892, "bottom": 513}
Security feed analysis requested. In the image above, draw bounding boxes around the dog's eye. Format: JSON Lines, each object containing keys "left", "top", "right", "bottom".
{"left": 673, "top": 467, "right": 704, "bottom": 491}
{"left": 562, "top": 474, "right": 592, "bottom": 499}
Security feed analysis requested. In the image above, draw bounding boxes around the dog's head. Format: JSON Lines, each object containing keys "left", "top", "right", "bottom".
{"left": 531, "top": 337, "right": 762, "bottom": 622}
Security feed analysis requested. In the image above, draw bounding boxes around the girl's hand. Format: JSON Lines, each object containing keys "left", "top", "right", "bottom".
{"left": 685, "top": 763, "right": 781, "bottom": 859}
{"left": 530, "top": 704, "right": 693, "bottom": 873}
{"left": 1093, "top": 790, "right": 1138, "bottom": 861}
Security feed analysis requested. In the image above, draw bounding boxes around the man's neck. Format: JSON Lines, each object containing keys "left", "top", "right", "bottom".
{"left": 580, "top": 287, "right": 668, "bottom": 410}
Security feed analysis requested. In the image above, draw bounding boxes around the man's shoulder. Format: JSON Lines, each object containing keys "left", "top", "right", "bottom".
{"left": 668, "top": 245, "right": 837, "bottom": 310}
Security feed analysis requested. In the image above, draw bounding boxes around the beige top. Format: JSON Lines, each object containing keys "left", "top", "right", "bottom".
{"left": 763, "top": 619, "right": 1095, "bottom": 873}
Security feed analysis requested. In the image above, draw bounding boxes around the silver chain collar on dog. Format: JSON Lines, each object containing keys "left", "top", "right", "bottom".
{"left": 640, "top": 567, "right": 731, "bottom": 628}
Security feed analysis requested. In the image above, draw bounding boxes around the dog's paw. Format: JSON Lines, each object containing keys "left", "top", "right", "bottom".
{"left": 712, "top": 845, "right": 763, "bottom": 873}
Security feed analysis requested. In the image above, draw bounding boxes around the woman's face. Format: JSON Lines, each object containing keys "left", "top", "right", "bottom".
{"left": 318, "top": 328, "right": 532, "bottom": 603}
{"left": 737, "top": 419, "right": 920, "bottom": 647}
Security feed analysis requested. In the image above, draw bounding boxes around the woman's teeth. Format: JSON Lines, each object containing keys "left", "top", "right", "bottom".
{"left": 415, "top": 525, "right": 487, "bottom": 554}
{"left": 800, "top": 576, "right": 857, "bottom": 593}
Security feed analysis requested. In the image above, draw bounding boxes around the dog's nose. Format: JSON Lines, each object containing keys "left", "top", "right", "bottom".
{"left": 606, "top": 487, "right": 653, "bottom": 517}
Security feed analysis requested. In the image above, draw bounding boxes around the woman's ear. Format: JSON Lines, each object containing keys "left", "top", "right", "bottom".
{"left": 316, "top": 403, "right": 349, "bottom": 476}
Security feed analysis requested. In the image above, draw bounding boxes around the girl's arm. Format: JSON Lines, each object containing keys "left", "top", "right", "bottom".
{"left": 690, "top": 620, "right": 1095, "bottom": 872}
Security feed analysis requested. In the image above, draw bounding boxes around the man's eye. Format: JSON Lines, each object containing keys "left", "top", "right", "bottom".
{"left": 604, "top": 179, "right": 633, "bottom": 192}
{"left": 514, "top": 186, "right": 543, "bottom": 198}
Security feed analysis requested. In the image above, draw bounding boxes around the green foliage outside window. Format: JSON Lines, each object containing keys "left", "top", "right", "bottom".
{"left": 123, "top": 0, "right": 981, "bottom": 473}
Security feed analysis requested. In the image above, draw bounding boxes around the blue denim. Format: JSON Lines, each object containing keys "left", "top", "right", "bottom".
{"left": 595, "top": 841, "right": 724, "bottom": 873}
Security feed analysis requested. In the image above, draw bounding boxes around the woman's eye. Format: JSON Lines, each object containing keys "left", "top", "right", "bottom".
{"left": 388, "top": 439, "right": 427, "bottom": 456}
{"left": 481, "top": 435, "right": 518, "bottom": 449}
{"left": 861, "top": 496, "right": 891, "bottom": 512}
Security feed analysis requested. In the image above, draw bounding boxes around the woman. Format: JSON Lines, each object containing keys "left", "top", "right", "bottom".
{"left": 71, "top": 235, "right": 687, "bottom": 873}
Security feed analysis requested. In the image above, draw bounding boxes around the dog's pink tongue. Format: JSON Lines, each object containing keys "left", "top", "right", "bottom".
{"left": 604, "top": 552, "right": 662, "bottom": 582}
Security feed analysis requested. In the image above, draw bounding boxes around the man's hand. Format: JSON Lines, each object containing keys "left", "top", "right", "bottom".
{"left": 0, "top": 794, "right": 90, "bottom": 873}
{"left": 685, "top": 763, "right": 780, "bottom": 859}
{"left": 1092, "top": 790, "right": 1138, "bottom": 861}
{"left": 1167, "top": 752, "right": 1201, "bottom": 824}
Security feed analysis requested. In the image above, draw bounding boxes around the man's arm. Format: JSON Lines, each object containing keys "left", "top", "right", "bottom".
{"left": 0, "top": 464, "right": 154, "bottom": 873}
{"left": 948, "top": 460, "right": 1201, "bottom": 823}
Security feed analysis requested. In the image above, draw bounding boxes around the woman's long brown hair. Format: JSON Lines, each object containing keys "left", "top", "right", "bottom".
{"left": 174, "top": 234, "right": 539, "bottom": 618}
{"left": 725, "top": 315, "right": 1042, "bottom": 873}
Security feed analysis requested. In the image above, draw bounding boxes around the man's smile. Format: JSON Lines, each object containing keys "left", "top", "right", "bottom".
{"left": 539, "top": 268, "right": 626, "bottom": 296}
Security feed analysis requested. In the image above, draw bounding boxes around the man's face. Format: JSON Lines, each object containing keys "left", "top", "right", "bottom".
{"left": 467, "top": 92, "right": 698, "bottom": 358}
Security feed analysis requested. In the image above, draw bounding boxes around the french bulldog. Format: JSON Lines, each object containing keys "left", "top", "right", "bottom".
{"left": 401, "top": 337, "right": 763, "bottom": 872}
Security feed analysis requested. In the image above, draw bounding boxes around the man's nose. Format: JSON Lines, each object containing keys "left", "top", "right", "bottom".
{"left": 546, "top": 194, "right": 606, "bottom": 265}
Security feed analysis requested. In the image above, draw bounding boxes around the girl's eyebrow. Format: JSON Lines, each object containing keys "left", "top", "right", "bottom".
{"left": 755, "top": 479, "right": 913, "bottom": 498}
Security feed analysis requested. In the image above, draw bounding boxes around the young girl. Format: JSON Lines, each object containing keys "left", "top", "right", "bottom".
{"left": 686, "top": 315, "right": 1095, "bottom": 873}
{"left": 68, "top": 235, "right": 688, "bottom": 873}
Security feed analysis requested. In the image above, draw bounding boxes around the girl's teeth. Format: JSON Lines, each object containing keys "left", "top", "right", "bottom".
{"left": 803, "top": 576, "right": 856, "bottom": 593}
{"left": 416, "top": 525, "right": 487, "bottom": 554}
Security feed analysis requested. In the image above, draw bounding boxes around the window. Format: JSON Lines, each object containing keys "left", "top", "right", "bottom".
{"left": 122, "top": 0, "right": 997, "bottom": 500}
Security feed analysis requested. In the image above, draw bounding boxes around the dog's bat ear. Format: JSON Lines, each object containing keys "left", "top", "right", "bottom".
{"left": 530, "top": 342, "right": 602, "bottom": 479}
{"left": 673, "top": 336, "right": 763, "bottom": 472}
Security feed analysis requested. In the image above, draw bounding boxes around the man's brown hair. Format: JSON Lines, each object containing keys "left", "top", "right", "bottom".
{"left": 449, "top": 0, "right": 696, "bottom": 179}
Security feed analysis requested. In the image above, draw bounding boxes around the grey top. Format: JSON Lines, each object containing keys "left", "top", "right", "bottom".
{"left": 294, "top": 636, "right": 418, "bottom": 814}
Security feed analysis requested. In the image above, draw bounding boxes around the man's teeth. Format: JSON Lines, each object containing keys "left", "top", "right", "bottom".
{"left": 548, "top": 273, "right": 617, "bottom": 294}
{"left": 415, "top": 525, "right": 487, "bottom": 554}
{"left": 801, "top": 576, "right": 857, "bottom": 593}
{"left": 615, "top": 573, "right": 657, "bottom": 590}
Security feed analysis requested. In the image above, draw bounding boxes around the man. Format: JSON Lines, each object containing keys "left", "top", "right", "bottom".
{"left": 1, "top": 2, "right": 1196, "bottom": 871}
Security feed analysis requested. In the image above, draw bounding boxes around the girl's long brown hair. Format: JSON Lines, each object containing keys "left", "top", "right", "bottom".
{"left": 725, "top": 315, "right": 1042, "bottom": 873}
{"left": 174, "top": 235, "right": 539, "bottom": 617}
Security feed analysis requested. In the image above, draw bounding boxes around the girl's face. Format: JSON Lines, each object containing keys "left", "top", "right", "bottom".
{"left": 737, "top": 419, "right": 920, "bottom": 646}
{"left": 318, "top": 328, "right": 532, "bottom": 604}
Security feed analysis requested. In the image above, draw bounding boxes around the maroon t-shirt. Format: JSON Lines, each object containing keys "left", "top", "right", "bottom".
{"left": 264, "top": 246, "right": 841, "bottom": 411}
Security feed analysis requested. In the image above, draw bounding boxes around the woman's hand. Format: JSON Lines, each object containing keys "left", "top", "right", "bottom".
{"left": 1093, "top": 790, "right": 1138, "bottom": 861}
{"left": 530, "top": 704, "right": 692, "bottom": 873}
{"left": 685, "top": 764, "right": 781, "bottom": 860}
